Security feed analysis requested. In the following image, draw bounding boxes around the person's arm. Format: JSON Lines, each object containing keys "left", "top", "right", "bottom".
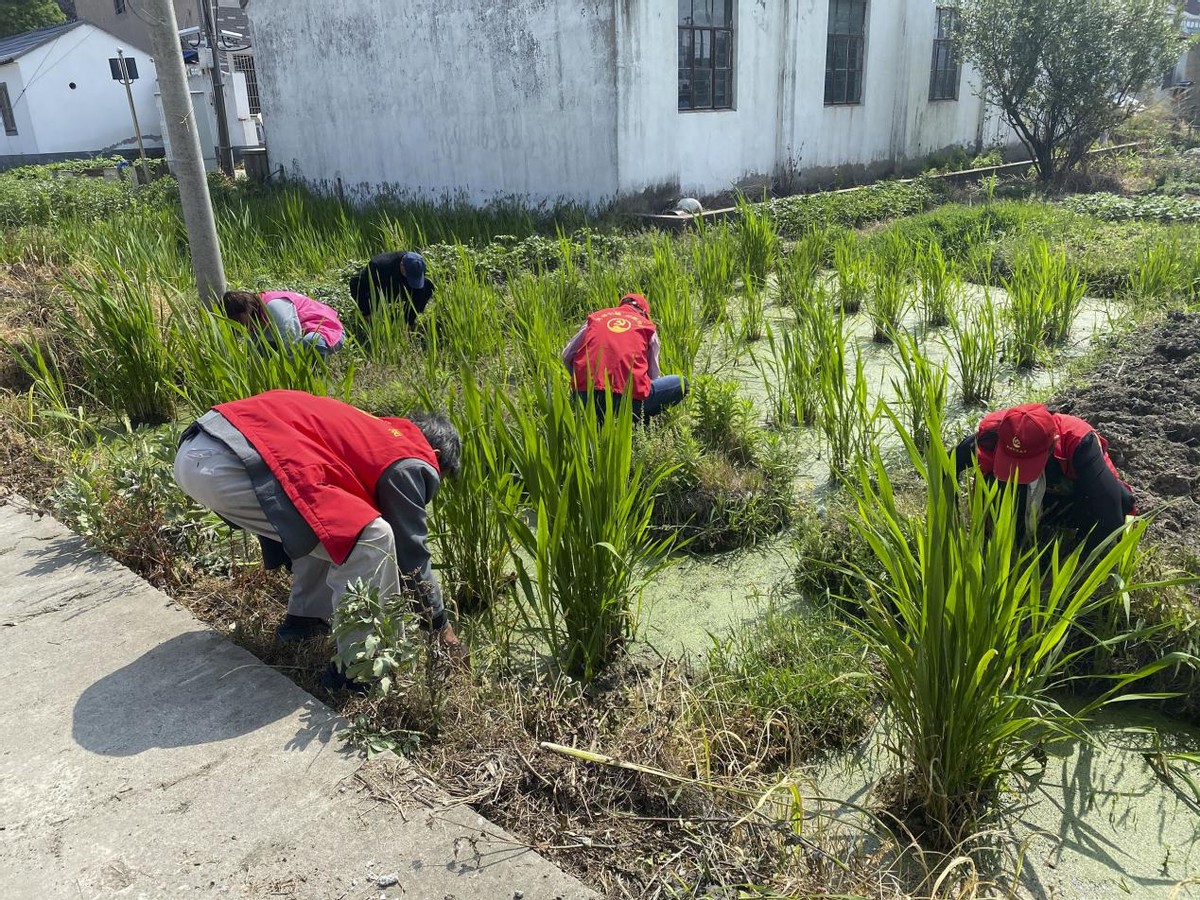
{"left": 1070, "top": 433, "right": 1129, "bottom": 556}
{"left": 562, "top": 324, "right": 587, "bottom": 371}
{"left": 646, "top": 332, "right": 661, "bottom": 380}
{"left": 952, "top": 433, "right": 979, "bottom": 478}
{"left": 263, "top": 299, "right": 303, "bottom": 345}
{"left": 375, "top": 459, "right": 447, "bottom": 630}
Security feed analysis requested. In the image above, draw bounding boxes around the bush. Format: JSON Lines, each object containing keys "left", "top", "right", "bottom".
{"left": 767, "top": 178, "right": 940, "bottom": 239}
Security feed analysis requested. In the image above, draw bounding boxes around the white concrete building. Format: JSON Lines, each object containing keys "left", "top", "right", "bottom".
{"left": 0, "top": 21, "right": 163, "bottom": 171}
{"left": 247, "top": 0, "right": 1013, "bottom": 207}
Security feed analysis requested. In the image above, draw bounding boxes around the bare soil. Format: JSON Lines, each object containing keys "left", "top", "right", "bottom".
{"left": 1053, "top": 311, "right": 1200, "bottom": 553}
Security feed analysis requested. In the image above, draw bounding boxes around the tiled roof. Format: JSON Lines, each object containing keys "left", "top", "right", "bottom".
{"left": 0, "top": 20, "right": 83, "bottom": 65}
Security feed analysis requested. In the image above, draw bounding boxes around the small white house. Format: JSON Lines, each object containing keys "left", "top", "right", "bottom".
{"left": 247, "top": 0, "right": 1015, "bottom": 207}
{"left": 0, "top": 21, "right": 163, "bottom": 171}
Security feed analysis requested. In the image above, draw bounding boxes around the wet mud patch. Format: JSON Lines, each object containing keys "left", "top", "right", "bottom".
{"left": 1054, "top": 311, "right": 1200, "bottom": 551}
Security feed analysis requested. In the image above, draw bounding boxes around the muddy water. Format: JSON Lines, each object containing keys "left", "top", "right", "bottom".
{"left": 637, "top": 285, "right": 1200, "bottom": 895}
{"left": 812, "top": 706, "right": 1200, "bottom": 898}
{"left": 638, "top": 284, "right": 1119, "bottom": 658}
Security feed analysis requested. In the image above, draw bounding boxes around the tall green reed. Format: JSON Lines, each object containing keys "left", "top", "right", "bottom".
{"left": 642, "top": 236, "right": 703, "bottom": 379}
{"left": 945, "top": 290, "right": 1000, "bottom": 407}
{"left": 817, "top": 327, "right": 877, "bottom": 483}
{"left": 915, "top": 241, "right": 954, "bottom": 328}
{"left": 834, "top": 233, "right": 870, "bottom": 314}
{"left": 1003, "top": 239, "right": 1086, "bottom": 368}
{"left": 888, "top": 329, "right": 948, "bottom": 453}
{"left": 1127, "top": 243, "right": 1189, "bottom": 305}
{"left": 777, "top": 226, "right": 829, "bottom": 307}
{"left": 843, "top": 404, "right": 1183, "bottom": 842}
{"left": 501, "top": 380, "right": 673, "bottom": 681}
{"left": 689, "top": 222, "right": 737, "bottom": 324}
{"left": 735, "top": 194, "right": 781, "bottom": 293}
{"left": 867, "top": 255, "right": 912, "bottom": 344}
{"left": 739, "top": 272, "right": 766, "bottom": 343}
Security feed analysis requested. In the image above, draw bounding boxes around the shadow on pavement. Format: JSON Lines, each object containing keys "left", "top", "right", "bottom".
{"left": 72, "top": 630, "right": 322, "bottom": 755}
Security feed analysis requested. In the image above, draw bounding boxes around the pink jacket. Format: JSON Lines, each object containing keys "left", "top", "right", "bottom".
{"left": 260, "top": 291, "right": 344, "bottom": 349}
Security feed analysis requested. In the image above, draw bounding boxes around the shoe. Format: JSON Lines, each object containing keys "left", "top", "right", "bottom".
{"left": 320, "top": 662, "right": 371, "bottom": 696}
{"left": 275, "top": 614, "right": 331, "bottom": 645}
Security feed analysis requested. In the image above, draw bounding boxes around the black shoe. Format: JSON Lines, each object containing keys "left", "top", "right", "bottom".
{"left": 275, "top": 614, "right": 331, "bottom": 645}
{"left": 320, "top": 662, "right": 371, "bottom": 696}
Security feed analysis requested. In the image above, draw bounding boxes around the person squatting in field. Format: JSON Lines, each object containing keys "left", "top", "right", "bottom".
{"left": 952, "top": 402, "right": 1135, "bottom": 556}
{"left": 562, "top": 292, "right": 688, "bottom": 421}
{"left": 173, "top": 390, "right": 463, "bottom": 692}
{"left": 222, "top": 289, "right": 345, "bottom": 358}
{"left": 349, "top": 251, "right": 435, "bottom": 328}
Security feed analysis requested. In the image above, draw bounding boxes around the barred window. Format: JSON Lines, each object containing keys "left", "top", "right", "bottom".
{"left": 233, "top": 54, "right": 260, "bottom": 116}
{"left": 929, "top": 7, "right": 961, "bottom": 101}
{"left": 678, "top": 0, "right": 735, "bottom": 111}
{"left": 0, "top": 84, "right": 16, "bottom": 137}
{"left": 825, "top": 0, "right": 867, "bottom": 106}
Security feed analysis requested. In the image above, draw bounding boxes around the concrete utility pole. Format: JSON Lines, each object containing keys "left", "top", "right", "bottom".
{"left": 115, "top": 48, "right": 152, "bottom": 186}
{"left": 145, "top": 0, "right": 227, "bottom": 305}
{"left": 199, "top": 0, "right": 235, "bottom": 176}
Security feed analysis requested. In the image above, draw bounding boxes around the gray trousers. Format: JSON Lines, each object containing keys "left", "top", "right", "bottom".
{"left": 173, "top": 430, "right": 401, "bottom": 651}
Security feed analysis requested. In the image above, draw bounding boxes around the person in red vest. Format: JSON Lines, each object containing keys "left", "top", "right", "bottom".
{"left": 952, "top": 402, "right": 1135, "bottom": 555}
{"left": 172, "top": 390, "right": 463, "bottom": 692}
{"left": 561, "top": 293, "right": 688, "bottom": 421}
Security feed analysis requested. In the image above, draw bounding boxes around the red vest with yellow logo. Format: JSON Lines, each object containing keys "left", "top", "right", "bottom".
{"left": 975, "top": 409, "right": 1120, "bottom": 482}
{"left": 571, "top": 305, "right": 657, "bottom": 401}
{"left": 215, "top": 390, "right": 439, "bottom": 564}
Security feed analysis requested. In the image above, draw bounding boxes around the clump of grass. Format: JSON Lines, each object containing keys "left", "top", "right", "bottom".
{"left": 945, "top": 291, "right": 1000, "bottom": 407}
{"left": 817, "top": 328, "right": 877, "bottom": 484}
{"left": 501, "top": 380, "right": 673, "bottom": 681}
{"left": 61, "top": 265, "right": 178, "bottom": 426}
{"left": 704, "top": 601, "right": 875, "bottom": 767}
{"left": 740, "top": 272, "right": 766, "bottom": 343}
{"left": 843, "top": 404, "right": 1180, "bottom": 844}
{"left": 889, "top": 330, "right": 948, "bottom": 453}
{"left": 1003, "top": 239, "right": 1086, "bottom": 368}
{"left": 834, "top": 233, "right": 870, "bottom": 314}
{"left": 690, "top": 222, "right": 737, "bottom": 324}
{"left": 636, "top": 381, "right": 794, "bottom": 551}
{"left": 642, "top": 236, "right": 703, "bottom": 379}
{"left": 866, "top": 255, "right": 912, "bottom": 344}
{"left": 1126, "top": 242, "right": 1190, "bottom": 305}
{"left": 735, "top": 194, "right": 781, "bottom": 293}
{"left": 757, "top": 324, "right": 817, "bottom": 428}
{"left": 777, "top": 226, "right": 829, "bottom": 306}
{"left": 432, "top": 374, "right": 520, "bottom": 615}
{"left": 915, "top": 241, "right": 954, "bottom": 328}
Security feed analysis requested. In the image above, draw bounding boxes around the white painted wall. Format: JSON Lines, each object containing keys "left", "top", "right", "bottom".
{"left": 249, "top": 0, "right": 620, "bottom": 205}
{"left": 617, "top": 0, "right": 1011, "bottom": 198}
{"left": 250, "top": 0, "right": 1014, "bottom": 205}
{"left": 8, "top": 24, "right": 162, "bottom": 157}
{"left": 0, "top": 63, "right": 38, "bottom": 157}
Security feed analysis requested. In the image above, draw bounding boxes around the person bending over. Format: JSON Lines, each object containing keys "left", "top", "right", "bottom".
{"left": 952, "top": 402, "right": 1135, "bottom": 556}
{"left": 173, "top": 389, "right": 462, "bottom": 691}
{"left": 349, "top": 251, "right": 435, "bottom": 328}
{"left": 561, "top": 293, "right": 688, "bottom": 422}
{"left": 223, "top": 290, "right": 345, "bottom": 358}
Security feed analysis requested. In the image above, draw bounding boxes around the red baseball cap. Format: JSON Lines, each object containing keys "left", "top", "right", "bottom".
{"left": 621, "top": 293, "right": 650, "bottom": 318}
{"left": 992, "top": 403, "right": 1056, "bottom": 484}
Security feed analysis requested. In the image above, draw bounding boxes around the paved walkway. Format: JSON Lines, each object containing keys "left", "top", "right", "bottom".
{"left": 0, "top": 499, "right": 593, "bottom": 900}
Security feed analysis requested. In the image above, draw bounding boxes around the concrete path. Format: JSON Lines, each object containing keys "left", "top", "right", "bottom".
{"left": 0, "top": 499, "right": 594, "bottom": 900}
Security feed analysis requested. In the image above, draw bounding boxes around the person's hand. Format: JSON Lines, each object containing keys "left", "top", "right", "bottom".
{"left": 437, "top": 622, "right": 471, "bottom": 670}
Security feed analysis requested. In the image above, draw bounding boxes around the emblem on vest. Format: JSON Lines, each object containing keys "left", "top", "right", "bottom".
{"left": 607, "top": 317, "right": 632, "bottom": 334}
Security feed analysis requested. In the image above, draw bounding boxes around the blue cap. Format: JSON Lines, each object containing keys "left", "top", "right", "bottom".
{"left": 401, "top": 252, "right": 427, "bottom": 290}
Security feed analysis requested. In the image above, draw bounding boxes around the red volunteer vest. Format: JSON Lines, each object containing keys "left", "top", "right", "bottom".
{"left": 975, "top": 410, "right": 1122, "bottom": 483}
{"left": 571, "top": 305, "right": 656, "bottom": 401}
{"left": 215, "top": 390, "right": 439, "bottom": 565}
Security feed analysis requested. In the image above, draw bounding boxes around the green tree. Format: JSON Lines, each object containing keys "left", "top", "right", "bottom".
{"left": 0, "top": 0, "right": 66, "bottom": 40}
{"left": 957, "top": 0, "right": 1187, "bottom": 183}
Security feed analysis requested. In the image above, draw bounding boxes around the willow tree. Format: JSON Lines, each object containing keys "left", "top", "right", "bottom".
{"left": 957, "top": 0, "right": 1187, "bottom": 182}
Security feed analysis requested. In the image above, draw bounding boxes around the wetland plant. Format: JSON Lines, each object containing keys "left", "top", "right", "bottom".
{"left": 1127, "top": 243, "right": 1190, "bottom": 305}
{"left": 690, "top": 222, "right": 737, "bottom": 324}
{"left": 817, "top": 329, "right": 877, "bottom": 484}
{"left": 845, "top": 408, "right": 1174, "bottom": 843}
{"left": 867, "top": 256, "right": 912, "bottom": 344}
{"left": 501, "top": 380, "right": 672, "bottom": 681}
{"left": 735, "top": 193, "right": 781, "bottom": 293}
{"left": 889, "top": 330, "right": 948, "bottom": 453}
{"left": 945, "top": 292, "right": 1000, "bottom": 407}
{"left": 1003, "top": 239, "right": 1086, "bottom": 368}
{"left": 432, "top": 374, "right": 521, "bottom": 615}
{"left": 644, "top": 237, "right": 704, "bottom": 379}
{"left": 915, "top": 241, "right": 954, "bottom": 328}
{"left": 740, "top": 272, "right": 766, "bottom": 343}
{"left": 61, "top": 265, "right": 178, "bottom": 427}
{"left": 757, "top": 324, "right": 818, "bottom": 428}
{"left": 778, "top": 226, "right": 829, "bottom": 306}
{"left": 833, "top": 234, "right": 870, "bottom": 314}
